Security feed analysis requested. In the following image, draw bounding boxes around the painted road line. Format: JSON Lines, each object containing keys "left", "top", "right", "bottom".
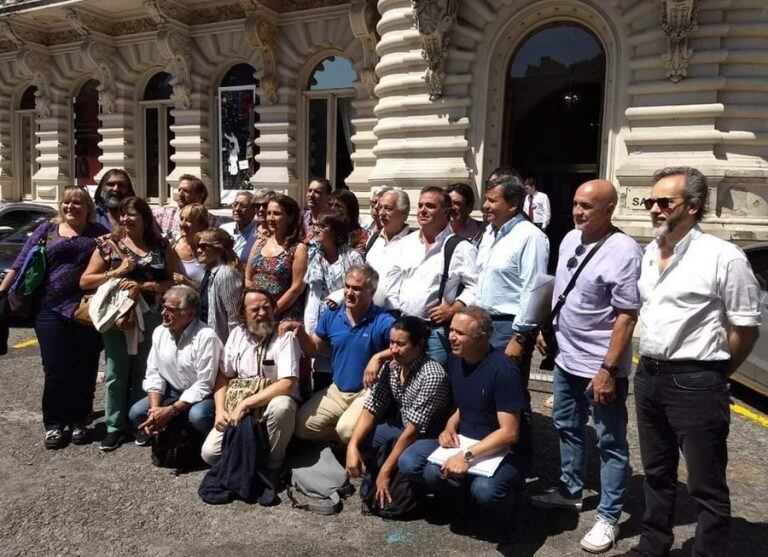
{"left": 12, "top": 339, "right": 37, "bottom": 349}
{"left": 731, "top": 403, "right": 768, "bottom": 429}
{"left": 632, "top": 356, "right": 639, "bottom": 364}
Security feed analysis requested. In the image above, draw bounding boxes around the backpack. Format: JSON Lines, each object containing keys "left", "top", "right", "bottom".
{"left": 286, "top": 443, "right": 354, "bottom": 515}
{"left": 359, "top": 437, "right": 419, "bottom": 520}
{"left": 150, "top": 415, "right": 205, "bottom": 473}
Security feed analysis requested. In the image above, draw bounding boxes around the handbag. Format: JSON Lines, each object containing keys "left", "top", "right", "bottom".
{"left": 539, "top": 228, "right": 619, "bottom": 370}
{"left": 224, "top": 376, "right": 272, "bottom": 420}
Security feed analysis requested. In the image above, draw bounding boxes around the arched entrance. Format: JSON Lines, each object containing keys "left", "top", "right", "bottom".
{"left": 72, "top": 79, "right": 102, "bottom": 186}
{"left": 14, "top": 85, "right": 37, "bottom": 199}
{"left": 501, "top": 24, "right": 606, "bottom": 260}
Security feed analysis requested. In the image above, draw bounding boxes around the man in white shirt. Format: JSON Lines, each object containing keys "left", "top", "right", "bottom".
{"left": 219, "top": 191, "right": 258, "bottom": 264}
{"left": 632, "top": 166, "right": 761, "bottom": 557}
{"left": 523, "top": 178, "right": 551, "bottom": 231}
{"left": 201, "top": 288, "right": 300, "bottom": 471}
{"left": 362, "top": 185, "right": 393, "bottom": 236}
{"left": 129, "top": 285, "right": 223, "bottom": 438}
{"left": 365, "top": 188, "right": 411, "bottom": 305}
{"left": 386, "top": 186, "right": 478, "bottom": 365}
{"left": 476, "top": 169, "right": 549, "bottom": 386}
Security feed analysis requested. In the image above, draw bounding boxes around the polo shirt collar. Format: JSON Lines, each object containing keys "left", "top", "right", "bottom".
{"left": 339, "top": 301, "right": 380, "bottom": 327}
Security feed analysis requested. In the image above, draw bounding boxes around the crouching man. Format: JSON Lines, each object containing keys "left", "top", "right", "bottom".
{"left": 129, "top": 285, "right": 222, "bottom": 438}
{"left": 417, "top": 306, "right": 530, "bottom": 539}
{"left": 345, "top": 316, "right": 451, "bottom": 506}
{"left": 201, "top": 288, "right": 300, "bottom": 472}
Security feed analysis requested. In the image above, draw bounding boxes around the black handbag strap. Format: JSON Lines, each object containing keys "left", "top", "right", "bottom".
{"left": 551, "top": 228, "right": 620, "bottom": 320}
{"left": 437, "top": 234, "right": 467, "bottom": 303}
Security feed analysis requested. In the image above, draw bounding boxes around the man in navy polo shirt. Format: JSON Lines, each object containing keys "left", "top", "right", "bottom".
{"left": 417, "top": 306, "right": 530, "bottom": 539}
{"left": 285, "top": 265, "right": 394, "bottom": 443}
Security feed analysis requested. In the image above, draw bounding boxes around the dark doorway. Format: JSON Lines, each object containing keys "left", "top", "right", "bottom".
{"left": 73, "top": 79, "right": 102, "bottom": 186}
{"left": 501, "top": 24, "right": 605, "bottom": 268}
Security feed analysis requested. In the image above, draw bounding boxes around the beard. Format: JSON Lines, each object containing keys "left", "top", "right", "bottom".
{"left": 103, "top": 192, "right": 122, "bottom": 210}
{"left": 246, "top": 317, "right": 275, "bottom": 339}
{"left": 652, "top": 208, "right": 686, "bottom": 240}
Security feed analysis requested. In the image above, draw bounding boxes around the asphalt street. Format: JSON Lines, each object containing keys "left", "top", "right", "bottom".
{"left": 1, "top": 327, "right": 767, "bottom": 557}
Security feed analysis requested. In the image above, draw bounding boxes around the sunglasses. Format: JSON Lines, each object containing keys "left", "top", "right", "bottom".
{"left": 254, "top": 203, "right": 268, "bottom": 210}
{"left": 196, "top": 242, "right": 216, "bottom": 250}
{"left": 566, "top": 244, "right": 587, "bottom": 270}
{"left": 642, "top": 196, "right": 684, "bottom": 210}
{"left": 161, "top": 304, "right": 190, "bottom": 314}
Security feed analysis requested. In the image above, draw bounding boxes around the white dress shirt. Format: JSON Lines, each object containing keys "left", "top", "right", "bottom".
{"left": 523, "top": 191, "right": 551, "bottom": 229}
{"left": 639, "top": 226, "right": 762, "bottom": 361}
{"left": 365, "top": 224, "right": 412, "bottom": 307}
{"left": 475, "top": 213, "right": 550, "bottom": 331}
{"left": 222, "top": 326, "right": 301, "bottom": 399}
{"left": 385, "top": 226, "right": 478, "bottom": 319}
{"left": 143, "top": 319, "right": 223, "bottom": 404}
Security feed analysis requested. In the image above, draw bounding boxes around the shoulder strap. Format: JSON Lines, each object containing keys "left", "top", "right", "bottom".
{"left": 364, "top": 228, "right": 380, "bottom": 255}
{"left": 438, "top": 235, "right": 467, "bottom": 303}
{"left": 551, "top": 228, "right": 621, "bottom": 320}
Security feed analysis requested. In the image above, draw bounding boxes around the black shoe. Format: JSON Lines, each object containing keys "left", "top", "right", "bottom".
{"left": 71, "top": 423, "right": 88, "bottom": 445}
{"left": 134, "top": 430, "right": 149, "bottom": 447}
{"left": 44, "top": 428, "right": 68, "bottom": 449}
{"left": 100, "top": 431, "right": 125, "bottom": 452}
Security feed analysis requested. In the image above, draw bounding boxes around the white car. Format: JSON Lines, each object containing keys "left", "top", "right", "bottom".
{"left": 733, "top": 242, "right": 768, "bottom": 395}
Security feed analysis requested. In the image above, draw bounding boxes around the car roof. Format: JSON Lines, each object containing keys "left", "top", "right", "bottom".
{"left": 0, "top": 202, "right": 56, "bottom": 213}
{"left": 744, "top": 241, "right": 768, "bottom": 253}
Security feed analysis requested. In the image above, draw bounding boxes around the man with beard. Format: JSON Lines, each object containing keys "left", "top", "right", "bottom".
{"left": 94, "top": 169, "right": 135, "bottom": 230}
{"left": 530, "top": 180, "right": 641, "bottom": 553}
{"left": 302, "top": 177, "right": 333, "bottom": 240}
{"left": 630, "top": 167, "right": 761, "bottom": 557}
{"left": 284, "top": 265, "right": 394, "bottom": 443}
{"left": 200, "top": 288, "right": 301, "bottom": 471}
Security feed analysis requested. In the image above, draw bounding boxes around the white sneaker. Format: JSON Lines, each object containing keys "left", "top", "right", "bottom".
{"left": 580, "top": 516, "right": 619, "bottom": 553}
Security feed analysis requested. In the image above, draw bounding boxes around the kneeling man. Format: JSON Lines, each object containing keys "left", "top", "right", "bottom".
{"left": 201, "top": 288, "right": 300, "bottom": 472}
{"left": 129, "top": 285, "right": 222, "bottom": 437}
{"left": 346, "top": 316, "right": 450, "bottom": 505}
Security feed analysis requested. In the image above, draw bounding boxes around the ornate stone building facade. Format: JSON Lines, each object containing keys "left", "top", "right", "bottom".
{"left": 0, "top": 0, "right": 766, "bottom": 242}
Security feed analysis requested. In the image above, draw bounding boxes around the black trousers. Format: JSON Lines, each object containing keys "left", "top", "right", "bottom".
{"left": 634, "top": 357, "right": 731, "bottom": 557}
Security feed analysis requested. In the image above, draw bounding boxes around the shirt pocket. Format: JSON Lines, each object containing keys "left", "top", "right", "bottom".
{"left": 579, "top": 283, "right": 609, "bottom": 307}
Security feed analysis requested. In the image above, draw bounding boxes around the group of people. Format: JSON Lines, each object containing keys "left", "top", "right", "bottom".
{"left": 0, "top": 164, "right": 760, "bottom": 556}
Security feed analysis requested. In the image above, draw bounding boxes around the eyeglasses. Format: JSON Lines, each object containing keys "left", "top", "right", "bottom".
{"left": 566, "top": 244, "right": 587, "bottom": 270}
{"left": 196, "top": 242, "right": 216, "bottom": 250}
{"left": 231, "top": 202, "right": 254, "bottom": 210}
{"left": 643, "top": 196, "right": 684, "bottom": 210}
{"left": 312, "top": 222, "right": 329, "bottom": 230}
{"left": 161, "top": 304, "right": 190, "bottom": 314}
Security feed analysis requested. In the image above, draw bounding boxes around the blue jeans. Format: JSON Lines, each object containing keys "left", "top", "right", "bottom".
{"left": 128, "top": 385, "right": 214, "bottom": 435}
{"left": 360, "top": 418, "right": 438, "bottom": 481}
{"left": 426, "top": 327, "right": 448, "bottom": 366}
{"left": 552, "top": 365, "right": 629, "bottom": 524}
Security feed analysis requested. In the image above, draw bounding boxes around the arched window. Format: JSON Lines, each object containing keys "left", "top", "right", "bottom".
{"left": 217, "top": 63, "right": 259, "bottom": 204}
{"left": 141, "top": 71, "right": 175, "bottom": 201}
{"left": 304, "top": 56, "right": 356, "bottom": 188}
{"left": 71, "top": 79, "right": 102, "bottom": 187}
{"left": 15, "top": 85, "right": 38, "bottom": 199}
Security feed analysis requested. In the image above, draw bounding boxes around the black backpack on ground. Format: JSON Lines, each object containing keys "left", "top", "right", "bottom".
{"left": 150, "top": 415, "right": 205, "bottom": 473}
{"left": 359, "top": 437, "right": 419, "bottom": 520}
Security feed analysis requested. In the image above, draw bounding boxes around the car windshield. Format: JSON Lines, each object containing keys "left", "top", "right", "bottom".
{"left": 2, "top": 216, "right": 49, "bottom": 244}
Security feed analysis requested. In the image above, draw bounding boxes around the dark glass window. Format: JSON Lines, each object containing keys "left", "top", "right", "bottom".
{"left": 143, "top": 72, "right": 173, "bottom": 101}
{"left": 73, "top": 79, "right": 102, "bottom": 186}
{"left": 19, "top": 86, "right": 37, "bottom": 110}
{"left": 308, "top": 98, "right": 328, "bottom": 179}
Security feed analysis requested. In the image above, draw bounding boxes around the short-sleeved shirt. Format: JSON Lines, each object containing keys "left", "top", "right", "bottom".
{"left": 363, "top": 357, "right": 450, "bottom": 436}
{"left": 316, "top": 302, "right": 394, "bottom": 392}
{"left": 553, "top": 230, "right": 643, "bottom": 378}
{"left": 447, "top": 348, "right": 527, "bottom": 442}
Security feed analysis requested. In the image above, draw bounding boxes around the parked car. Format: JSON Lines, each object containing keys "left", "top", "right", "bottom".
{"left": 0, "top": 214, "right": 51, "bottom": 284}
{"left": 732, "top": 242, "right": 768, "bottom": 395}
{"left": 0, "top": 202, "right": 55, "bottom": 241}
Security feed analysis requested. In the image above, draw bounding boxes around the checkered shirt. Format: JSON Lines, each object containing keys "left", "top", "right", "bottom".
{"left": 153, "top": 206, "right": 220, "bottom": 240}
{"left": 363, "top": 357, "right": 451, "bottom": 436}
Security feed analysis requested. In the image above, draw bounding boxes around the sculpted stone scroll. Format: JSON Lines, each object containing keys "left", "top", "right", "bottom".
{"left": 661, "top": 0, "right": 698, "bottom": 83}
{"left": 412, "top": 0, "right": 458, "bottom": 100}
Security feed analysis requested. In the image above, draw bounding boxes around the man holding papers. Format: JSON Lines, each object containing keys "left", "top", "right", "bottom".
{"left": 418, "top": 306, "right": 530, "bottom": 540}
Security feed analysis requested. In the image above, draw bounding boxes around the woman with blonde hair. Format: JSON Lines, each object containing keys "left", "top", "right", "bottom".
{"left": 172, "top": 202, "right": 209, "bottom": 287}
{"left": 0, "top": 186, "right": 108, "bottom": 448}
{"left": 196, "top": 228, "right": 243, "bottom": 343}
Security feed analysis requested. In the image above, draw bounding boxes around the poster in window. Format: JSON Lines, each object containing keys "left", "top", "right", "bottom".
{"left": 219, "top": 87, "right": 258, "bottom": 203}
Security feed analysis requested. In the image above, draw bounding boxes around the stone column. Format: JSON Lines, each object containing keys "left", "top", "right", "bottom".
{"left": 95, "top": 90, "right": 135, "bottom": 181}
{"left": 0, "top": 88, "right": 12, "bottom": 200}
{"left": 32, "top": 92, "right": 70, "bottom": 202}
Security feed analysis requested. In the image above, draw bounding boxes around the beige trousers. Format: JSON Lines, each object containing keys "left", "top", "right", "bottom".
{"left": 294, "top": 384, "right": 368, "bottom": 443}
{"left": 200, "top": 395, "right": 297, "bottom": 469}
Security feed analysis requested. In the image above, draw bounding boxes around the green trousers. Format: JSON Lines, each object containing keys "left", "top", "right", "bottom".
{"left": 102, "top": 310, "right": 162, "bottom": 434}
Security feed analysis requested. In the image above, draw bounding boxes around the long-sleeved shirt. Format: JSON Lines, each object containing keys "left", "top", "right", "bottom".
{"left": 365, "top": 224, "right": 412, "bottom": 307}
{"left": 204, "top": 263, "right": 243, "bottom": 344}
{"left": 475, "top": 213, "right": 549, "bottom": 332}
{"left": 143, "top": 319, "right": 223, "bottom": 404}
{"left": 523, "top": 191, "right": 551, "bottom": 230}
{"left": 219, "top": 219, "right": 258, "bottom": 264}
{"left": 385, "top": 226, "right": 478, "bottom": 319}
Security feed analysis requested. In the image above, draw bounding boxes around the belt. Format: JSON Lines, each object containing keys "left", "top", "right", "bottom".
{"left": 639, "top": 356, "right": 727, "bottom": 375}
{"left": 489, "top": 314, "right": 516, "bottom": 322}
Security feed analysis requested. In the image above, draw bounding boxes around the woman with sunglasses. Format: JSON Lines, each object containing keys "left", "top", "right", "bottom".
{"left": 0, "top": 186, "right": 108, "bottom": 449}
{"left": 172, "top": 203, "right": 209, "bottom": 287}
{"left": 195, "top": 228, "right": 243, "bottom": 344}
{"left": 80, "top": 196, "right": 181, "bottom": 451}
{"left": 328, "top": 189, "right": 369, "bottom": 257}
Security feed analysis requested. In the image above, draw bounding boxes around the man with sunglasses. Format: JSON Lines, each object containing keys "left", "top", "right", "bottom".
{"left": 530, "top": 180, "right": 642, "bottom": 553}
{"left": 219, "top": 191, "right": 258, "bottom": 263}
{"left": 631, "top": 167, "right": 761, "bottom": 557}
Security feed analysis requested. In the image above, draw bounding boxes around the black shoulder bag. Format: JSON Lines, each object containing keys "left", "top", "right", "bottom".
{"left": 539, "top": 228, "right": 619, "bottom": 371}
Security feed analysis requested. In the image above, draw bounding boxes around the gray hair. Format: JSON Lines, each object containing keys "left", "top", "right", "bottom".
{"left": 371, "top": 185, "right": 393, "bottom": 201}
{"left": 165, "top": 285, "right": 200, "bottom": 315}
{"left": 346, "top": 264, "right": 379, "bottom": 294}
{"left": 254, "top": 188, "right": 277, "bottom": 203}
{"left": 486, "top": 171, "right": 525, "bottom": 210}
{"left": 234, "top": 191, "right": 254, "bottom": 203}
{"left": 652, "top": 166, "right": 708, "bottom": 220}
{"left": 382, "top": 187, "right": 411, "bottom": 215}
{"left": 455, "top": 305, "right": 493, "bottom": 337}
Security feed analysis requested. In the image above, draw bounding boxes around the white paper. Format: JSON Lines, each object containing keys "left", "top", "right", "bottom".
{"left": 237, "top": 159, "right": 249, "bottom": 171}
{"left": 427, "top": 435, "right": 509, "bottom": 478}
{"left": 521, "top": 273, "right": 555, "bottom": 324}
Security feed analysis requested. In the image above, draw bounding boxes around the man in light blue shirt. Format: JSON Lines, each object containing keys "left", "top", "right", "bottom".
{"left": 475, "top": 168, "right": 549, "bottom": 385}
{"left": 219, "top": 191, "right": 258, "bottom": 264}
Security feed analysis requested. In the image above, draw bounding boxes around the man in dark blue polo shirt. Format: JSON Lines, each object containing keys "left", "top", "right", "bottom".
{"left": 285, "top": 265, "right": 394, "bottom": 443}
{"left": 418, "top": 306, "right": 530, "bottom": 538}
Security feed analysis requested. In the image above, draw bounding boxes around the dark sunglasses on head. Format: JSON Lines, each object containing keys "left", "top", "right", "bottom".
{"left": 642, "top": 196, "right": 684, "bottom": 210}
{"left": 64, "top": 185, "right": 87, "bottom": 191}
{"left": 566, "top": 244, "right": 587, "bottom": 270}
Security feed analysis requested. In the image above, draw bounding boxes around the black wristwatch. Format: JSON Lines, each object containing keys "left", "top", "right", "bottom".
{"left": 600, "top": 362, "right": 620, "bottom": 377}
{"left": 463, "top": 450, "right": 475, "bottom": 463}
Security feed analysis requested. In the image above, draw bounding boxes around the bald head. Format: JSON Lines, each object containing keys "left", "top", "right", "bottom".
{"left": 573, "top": 179, "right": 617, "bottom": 240}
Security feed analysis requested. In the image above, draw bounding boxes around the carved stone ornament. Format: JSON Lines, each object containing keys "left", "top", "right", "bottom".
{"left": 157, "top": 26, "right": 192, "bottom": 109}
{"left": 80, "top": 37, "right": 118, "bottom": 114}
{"left": 244, "top": 10, "right": 279, "bottom": 104}
{"left": 411, "top": 0, "right": 458, "bottom": 100}
{"left": 660, "top": 0, "right": 698, "bottom": 83}
{"left": 350, "top": 0, "right": 380, "bottom": 97}
{"left": 15, "top": 48, "right": 52, "bottom": 118}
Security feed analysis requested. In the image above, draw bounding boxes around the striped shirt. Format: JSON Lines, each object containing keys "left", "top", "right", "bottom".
{"left": 204, "top": 263, "right": 243, "bottom": 344}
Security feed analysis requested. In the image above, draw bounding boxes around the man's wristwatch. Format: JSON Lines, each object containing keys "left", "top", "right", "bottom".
{"left": 463, "top": 450, "right": 475, "bottom": 464}
{"left": 600, "top": 362, "right": 620, "bottom": 377}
